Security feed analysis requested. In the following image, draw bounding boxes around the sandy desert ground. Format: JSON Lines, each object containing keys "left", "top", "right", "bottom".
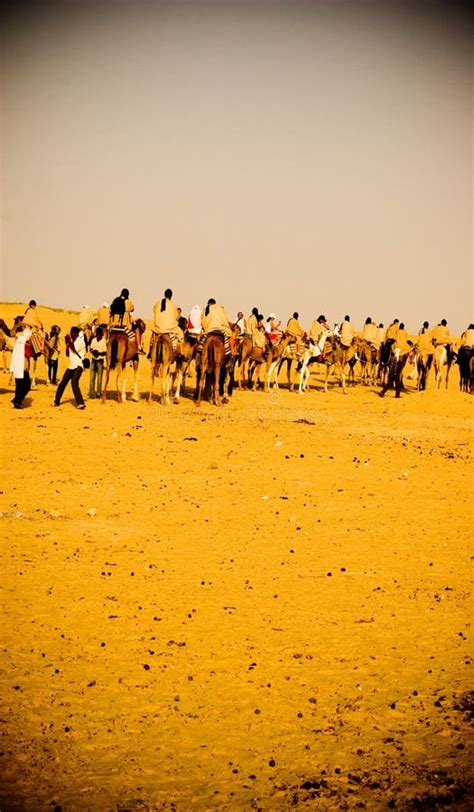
{"left": 0, "top": 303, "right": 472, "bottom": 811}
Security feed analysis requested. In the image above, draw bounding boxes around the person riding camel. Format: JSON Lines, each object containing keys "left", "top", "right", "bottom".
{"left": 416, "top": 321, "right": 435, "bottom": 354}
{"left": 78, "top": 304, "right": 94, "bottom": 329}
{"left": 460, "top": 323, "right": 474, "bottom": 349}
{"left": 200, "top": 299, "right": 234, "bottom": 357}
{"left": 188, "top": 304, "right": 203, "bottom": 336}
{"left": 265, "top": 314, "right": 282, "bottom": 343}
{"left": 97, "top": 302, "right": 110, "bottom": 328}
{"left": 247, "top": 307, "right": 267, "bottom": 351}
{"left": 286, "top": 311, "right": 305, "bottom": 352}
{"left": 151, "top": 289, "right": 183, "bottom": 356}
{"left": 339, "top": 315, "right": 356, "bottom": 348}
{"left": 431, "top": 319, "right": 453, "bottom": 361}
{"left": 236, "top": 311, "right": 246, "bottom": 336}
{"left": 308, "top": 315, "right": 330, "bottom": 357}
{"left": 110, "top": 288, "right": 142, "bottom": 352}
{"left": 362, "top": 317, "right": 378, "bottom": 346}
{"left": 385, "top": 318, "right": 400, "bottom": 342}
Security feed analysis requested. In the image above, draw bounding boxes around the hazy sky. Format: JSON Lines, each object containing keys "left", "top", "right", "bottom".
{"left": 1, "top": 1, "right": 472, "bottom": 331}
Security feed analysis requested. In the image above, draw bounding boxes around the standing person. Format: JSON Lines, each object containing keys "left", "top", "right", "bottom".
{"left": 53, "top": 327, "right": 86, "bottom": 409}
{"left": 10, "top": 327, "right": 32, "bottom": 409}
{"left": 89, "top": 326, "right": 107, "bottom": 398}
{"left": 45, "top": 325, "right": 62, "bottom": 385}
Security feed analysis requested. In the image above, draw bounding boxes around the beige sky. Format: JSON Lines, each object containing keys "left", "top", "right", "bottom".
{"left": 1, "top": 1, "right": 472, "bottom": 332}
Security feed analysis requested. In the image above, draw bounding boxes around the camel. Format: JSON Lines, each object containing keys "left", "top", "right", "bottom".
{"left": 297, "top": 336, "right": 358, "bottom": 395}
{"left": 0, "top": 317, "right": 23, "bottom": 373}
{"left": 433, "top": 345, "right": 455, "bottom": 389}
{"left": 457, "top": 346, "right": 474, "bottom": 394}
{"left": 148, "top": 333, "right": 178, "bottom": 405}
{"left": 414, "top": 349, "right": 433, "bottom": 391}
{"left": 237, "top": 335, "right": 271, "bottom": 389}
{"left": 263, "top": 334, "right": 295, "bottom": 389}
{"left": 101, "top": 319, "right": 145, "bottom": 403}
{"left": 356, "top": 339, "right": 378, "bottom": 385}
{"left": 171, "top": 332, "right": 198, "bottom": 401}
{"left": 195, "top": 333, "right": 230, "bottom": 407}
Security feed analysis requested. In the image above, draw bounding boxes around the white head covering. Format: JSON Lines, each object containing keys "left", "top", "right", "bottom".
{"left": 188, "top": 304, "right": 202, "bottom": 334}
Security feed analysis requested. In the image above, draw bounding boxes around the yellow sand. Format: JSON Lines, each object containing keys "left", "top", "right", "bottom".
{"left": 1, "top": 303, "right": 472, "bottom": 811}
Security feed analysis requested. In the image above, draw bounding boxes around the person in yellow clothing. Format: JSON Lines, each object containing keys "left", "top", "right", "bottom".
{"left": 339, "top": 315, "right": 356, "bottom": 348}
{"left": 97, "top": 302, "right": 110, "bottom": 327}
{"left": 431, "top": 319, "right": 450, "bottom": 346}
{"left": 394, "top": 322, "right": 412, "bottom": 355}
{"left": 431, "top": 319, "right": 453, "bottom": 362}
{"left": 109, "top": 288, "right": 142, "bottom": 352}
{"left": 247, "top": 307, "right": 266, "bottom": 349}
{"left": 460, "top": 324, "right": 474, "bottom": 349}
{"left": 385, "top": 318, "right": 400, "bottom": 341}
{"left": 362, "top": 317, "right": 378, "bottom": 345}
{"left": 416, "top": 321, "right": 434, "bottom": 353}
{"left": 151, "top": 289, "right": 183, "bottom": 354}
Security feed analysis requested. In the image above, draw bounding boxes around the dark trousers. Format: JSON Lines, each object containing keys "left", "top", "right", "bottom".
{"left": 48, "top": 358, "right": 59, "bottom": 384}
{"left": 89, "top": 359, "right": 104, "bottom": 397}
{"left": 55, "top": 367, "right": 84, "bottom": 406}
{"left": 13, "top": 371, "right": 31, "bottom": 407}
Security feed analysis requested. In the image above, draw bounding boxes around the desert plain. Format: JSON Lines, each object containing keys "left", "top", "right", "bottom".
{"left": 0, "top": 302, "right": 472, "bottom": 811}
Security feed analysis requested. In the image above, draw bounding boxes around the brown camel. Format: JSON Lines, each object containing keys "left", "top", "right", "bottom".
{"left": 101, "top": 319, "right": 145, "bottom": 403}
{"left": 195, "top": 333, "right": 228, "bottom": 407}
{"left": 148, "top": 333, "right": 178, "bottom": 405}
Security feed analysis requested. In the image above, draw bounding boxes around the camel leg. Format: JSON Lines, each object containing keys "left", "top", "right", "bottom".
{"left": 164, "top": 366, "right": 172, "bottom": 405}
{"left": 173, "top": 369, "right": 183, "bottom": 403}
{"left": 148, "top": 369, "right": 155, "bottom": 404}
{"left": 214, "top": 365, "right": 221, "bottom": 405}
{"left": 131, "top": 360, "right": 140, "bottom": 402}
{"left": 101, "top": 366, "right": 110, "bottom": 403}
{"left": 196, "top": 367, "right": 206, "bottom": 406}
{"left": 341, "top": 368, "right": 347, "bottom": 394}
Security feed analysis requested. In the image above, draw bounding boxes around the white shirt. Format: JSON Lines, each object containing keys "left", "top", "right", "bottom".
{"left": 68, "top": 335, "right": 86, "bottom": 370}
{"left": 9, "top": 330, "right": 31, "bottom": 378}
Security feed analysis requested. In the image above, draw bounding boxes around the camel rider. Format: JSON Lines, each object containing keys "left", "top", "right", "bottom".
{"left": 393, "top": 323, "right": 413, "bottom": 358}
{"left": 22, "top": 299, "right": 44, "bottom": 357}
{"left": 339, "top": 315, "right": 356, "bottom": 348}
{"left": 460, "top": 324, "right": 474, "bottom": 349}
{"left": 188, "top": 304, "right": 203, "bottom": 336}
{"left": 236, "top": 311, "right": 246, "bottom": 336}
{"left": 266, "top": 314, "right": 282, "bottom": 343}
{"left": 152, "top": 289, "right": 183, "bottom": 355}
{"left": 22, "top": 299, "right": 43, "bottom": 331}
{"left": 287, "top": 311, "right": 305, "bottom": 352}
{"left": 416, "top": 322, "right": 435, "bottom": 354}
{"left": 97, "top": 302, "right": 110, "bottom": 328}
{"left": 385, "top": 318, "right": 400, "bottom": 342}
{"left": 247, "top": 307, "right": 266, "bottom": 350}
{"left": 362, "top": 317, "right": 378, "bottom": 346}
{"left": 308, "top": 315, "right": 330, "bottom": 357}
{"left": 431, "top": 319, "right": 453, "bottom": 356}
{"left": 110, "top": 288, "right": 142, "bottom": 351}
{"left": 196, "top": 299, "right": 232, "bottom": 366}
{"left": 375, "top": 323, "right": 385, "bottom": 347}
{"left": 78, "top": 304, "right": 94, "bottom": 329}
{"left": 198, "top": 299, "right": 233, "bottom": 357}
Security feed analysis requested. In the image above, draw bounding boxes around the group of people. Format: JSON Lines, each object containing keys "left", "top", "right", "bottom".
{"left": 7, "top": 290, "right": 474, "bottom": 410}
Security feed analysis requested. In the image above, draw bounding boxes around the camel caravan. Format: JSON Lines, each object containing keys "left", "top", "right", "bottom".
{"left": 3, "top": 292, "right": 474, "bottom": 410}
